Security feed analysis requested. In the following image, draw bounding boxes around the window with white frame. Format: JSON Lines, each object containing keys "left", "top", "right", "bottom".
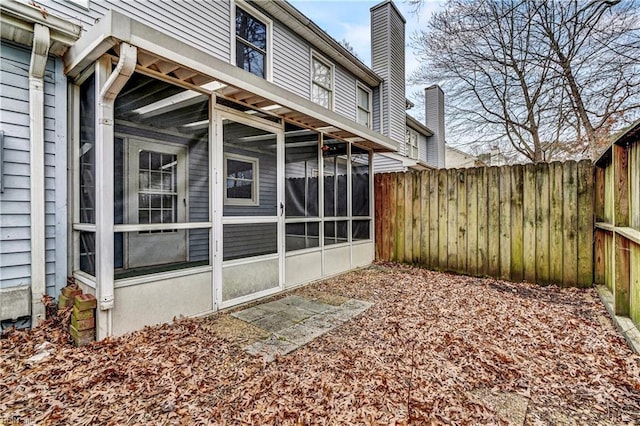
{"left": 235, "top": 5, "right": 269, "bottom": 78}
{"left": 225, "top": 153, "right": 259, "bottom": 205}
{"left": 356, "top": 84, "right": 372, "bottom": 127}
{"left": 405, "top": 127, "right": 419, "bottom": 159}
{"left": 311, "top": 55, "right": 333, "bottom": 109}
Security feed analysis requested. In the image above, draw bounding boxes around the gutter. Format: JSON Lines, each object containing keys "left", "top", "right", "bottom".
{"left": 94, "top": 43, "right": 137, "bottom": 337}
{"left": 29, "top": 23, "right": 50, "bottom": 326}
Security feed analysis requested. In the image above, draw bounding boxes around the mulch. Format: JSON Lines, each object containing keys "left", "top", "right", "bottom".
{"left": 2, "top": 263, "right": 639, "bottom": 425}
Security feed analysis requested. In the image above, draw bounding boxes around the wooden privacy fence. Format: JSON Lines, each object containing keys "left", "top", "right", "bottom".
{"left": 374, "top": 160, "right": 594, "bottom": 287}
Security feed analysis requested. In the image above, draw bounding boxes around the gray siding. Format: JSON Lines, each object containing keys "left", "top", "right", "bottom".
{"left": 0, "top": 43, "right": 58, "bottom": 292}
{"left": 424, "top": 136, "right": 439, "bottom": 168}
{"left": 334, "top": 65, "right": 356, "bottom": 120}
{"left": 425, "top": 86, "right": 445, "bottom": 168}
{"left": 418, "top": 132, "right": 428, "bottom": 164}
{"left": 272, "top": 23, "right": 310, "bottom": 98}
{"left": 371, "top": 2, "right": 406, "bottom": 146}
{"left": 373, "top": 154, "right": 405, "bottom": 173}
{"left": 43, "top": 0, "right": 231, "bottom": 62}
{"left": 372, "top": 86, "right": 381, "bottom": 133}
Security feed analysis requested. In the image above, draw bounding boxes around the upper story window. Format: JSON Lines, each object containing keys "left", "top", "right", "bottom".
{"left": 357, "top": 84, "right": 372, "bottom": 127}
{"left": 311, "top": 54, "right": 333, "bottom": 109}
{"left": 235, "top": 5, "right": 269, "bottom": 79}
{"left": 405, "top": 127, "right": 419, "bottom": 159}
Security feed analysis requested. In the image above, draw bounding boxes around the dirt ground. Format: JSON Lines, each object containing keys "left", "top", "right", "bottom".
{"left": 2, "top": 264, "right": 639, "bottom": 425}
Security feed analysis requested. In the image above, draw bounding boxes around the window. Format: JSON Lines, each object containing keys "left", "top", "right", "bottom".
{"left": 137, "top": 150, "right": 177, "bottom": 233}
{"left": 405, "top": 127, "right": 419, "bottom": 159}
{"left": 235, "top": 6, "right": 268, "bottom": 78}
{"left": 356, "top": 84, "right": 371, "bottom": 127}
{"left": 225, "top": 153, "right": 259, "bottom": 205}
{"left": 311, "top": 55, "right": 333, "bottom": 108}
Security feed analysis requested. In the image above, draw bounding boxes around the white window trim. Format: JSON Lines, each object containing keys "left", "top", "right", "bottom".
{"left": 224, "top": 152, "right": 260, "bottom": 206}
{"left": 355, "top": 81, "right": 372, "bottom": 128}
{"left": 231, "top": 0, "right": 273, "bottom": 81}
{"left": 310, "top": 50, "right": 335, "bottom": 110}
{"left": 405, "top": 127, "right": 419, "bottom": 160}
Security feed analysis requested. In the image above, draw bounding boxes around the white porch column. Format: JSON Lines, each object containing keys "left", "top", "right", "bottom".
{"left": 29, "top": 23, "right": 50, "bottom": 326}
{"left": 94, "top": 45, "right": 137, "bottom": 339}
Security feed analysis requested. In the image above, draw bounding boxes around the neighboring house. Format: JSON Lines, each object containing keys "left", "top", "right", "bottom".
{"left": 0, "top": 0, "right": 410, "bottom": 338}
{"left": 445, "top": 145, "right": 484, "bottom": 169}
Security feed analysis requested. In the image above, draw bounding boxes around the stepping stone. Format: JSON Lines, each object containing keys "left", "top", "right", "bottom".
{"left": 230, "top": 306, "right": 270, "bottom": 323}
{"left": 251, "top": 312, "right": 296, "bottom": 333}
{"left": 245, "top": 337, "right": 299, "bottom": 362}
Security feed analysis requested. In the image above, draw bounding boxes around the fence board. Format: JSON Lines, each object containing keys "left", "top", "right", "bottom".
{"left": 467, "top": 168, "right": 479, "bottom": 276}
{"left": 404, "top": 173, "right": 413, "bottom": 263}
{"left": 510, "top": 165, "right": 524, "bottom": 282}
{"left": 499, "top": 166, "right": 511, "bottom": 280}
{"left": 535, "top": 163, "right": 551, "bottom": 284}
{"left": 374, "top": 160, "right": 593, "bottom": 287}
{"left": 458, "top": 170, "right": 468, "bottom": 273}
{"left": 549, "top": 162, "right": 564, "bottom": 285}
{"left": 577, "top": 160, "right": 594, "bottom": 287}
{"left": 396, "top": 173, "right": 405, "bottom": 262}
{"left": 487, "top": 167, "right": 500, "bottom": 277}
{"left": 438, "top": 170, "right": 448, "bottom": 269}
{"left": 420, "top": 171, "right": 429, "bottom": 265}
{"left": 429, "top": 171, "right": 439, "bottom": 268}
{"left": 447, "top": 169, "right": 459, "bottom": 271}
{"left": 562, "top": 161, "right": 578, "bottom": 287}
{"left": 477, "top": 167, "right": 489, "bottom": 276}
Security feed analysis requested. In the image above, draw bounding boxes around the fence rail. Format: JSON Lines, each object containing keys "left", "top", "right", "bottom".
{"left": 374, "top": 160, "right": 594, "bottom": 287}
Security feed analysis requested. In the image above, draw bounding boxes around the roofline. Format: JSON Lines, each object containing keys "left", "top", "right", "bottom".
{"left": 406, "top": 113, "right": 433, "bottom": 136}
{"left": 370, "top": 0, "right": 406, "bottom": 24}
{"left": 1, "top": 0, "right": 81, "bottom": 47}
{"left": 259, "top": 0, "right": 382, "bottom": 86}
{"left": 595, "top": 119, "right": 640, "bottom": 166}
{"left": 64, "top": 10, "right": 398, "bottom": 153}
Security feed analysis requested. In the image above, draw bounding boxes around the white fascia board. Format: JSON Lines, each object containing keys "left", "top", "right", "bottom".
{"left": 64, "top": 10, "right": 398, "bottom": 153}
{"left": 0, "top": 0, "right": 81, "bottom": 47}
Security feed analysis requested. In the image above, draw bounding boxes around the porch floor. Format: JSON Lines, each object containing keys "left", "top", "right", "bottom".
{"left": 231, "top": 295, "right": 372, "bottom": 362}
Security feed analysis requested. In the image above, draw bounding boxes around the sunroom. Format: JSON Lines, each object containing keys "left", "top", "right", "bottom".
{"left": 65, "top": 11, "right": 397, "bottom": 338}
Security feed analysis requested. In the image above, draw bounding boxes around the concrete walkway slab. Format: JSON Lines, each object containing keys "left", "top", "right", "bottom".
{"left": 236, "top": 295, "right": 372, "bottom": 362}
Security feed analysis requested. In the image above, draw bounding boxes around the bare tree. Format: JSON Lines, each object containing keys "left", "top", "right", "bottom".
{"left": 410, "top": 0, "right": 640, "bottom": 162}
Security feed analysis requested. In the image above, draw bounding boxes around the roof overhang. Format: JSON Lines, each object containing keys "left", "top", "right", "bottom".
{"left": 406, "top": 114, "right": 433, "bottom": 137}
{"left": 64, "top": 10, "right": 398, "bottom": 153}
{"left": 595, "top": 119, "right": 640, "bottom": 167}
{"left": 378, "top": 152, "right": 435, "bottom": 170}
{"left": 0, "top": 0, "right": 81, "bottom": 56}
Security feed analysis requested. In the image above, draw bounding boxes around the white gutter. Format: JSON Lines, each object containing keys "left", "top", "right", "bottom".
{"left": 29, "top": 23, "right": 50, "bottom": 326}
{"left": 94, "top": 43, "right": 137, "bottom": 338}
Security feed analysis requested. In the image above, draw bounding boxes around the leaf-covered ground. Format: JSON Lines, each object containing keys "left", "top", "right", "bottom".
{"left": 2, "top": 264, "right": 639, "bottom": 425}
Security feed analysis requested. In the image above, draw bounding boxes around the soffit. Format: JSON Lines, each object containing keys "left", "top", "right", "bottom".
{"left": 65, "top": 10, "right": 398, "bottom": 153}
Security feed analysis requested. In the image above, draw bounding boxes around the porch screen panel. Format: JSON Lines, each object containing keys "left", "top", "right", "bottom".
{"left": 323, "top": 141, "right": 348, "bottom": 218}
{"left": 108, "top": 73, "right": 211, "bottom": 276}
{"left": 79, "top": 74, "right": 95, "bottom": 224}
{"left": 285, "top": 129, "right": 319, "bottom": 218}
{"left": 223, "top": 120, "right": 277, "bottom": 217}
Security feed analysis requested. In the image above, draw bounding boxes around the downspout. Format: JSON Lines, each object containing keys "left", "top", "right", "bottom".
{"left": 29, "top": 23, "right": 50, "bottom": 326}
{"left": 95, "top": 43, "right": 137, "bottom": 338}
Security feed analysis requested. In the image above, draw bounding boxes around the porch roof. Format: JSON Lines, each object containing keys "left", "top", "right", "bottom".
{"left": 64, "top": 10, "right": 399, "bottom": 153}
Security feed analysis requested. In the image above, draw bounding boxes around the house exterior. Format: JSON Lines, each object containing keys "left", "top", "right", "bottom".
{"left": 0, "top": 0, "right": 416, "bottom": 338}
{"left": 445, "top": 145, "right": 484, "bottom": 169}
{"left": 373, "top": 85, "right": 446, "bottom": 173}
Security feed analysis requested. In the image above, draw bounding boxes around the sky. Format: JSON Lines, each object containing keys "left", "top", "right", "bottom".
{"left": 289, "top": 0, "right": 445, "bottom": 120}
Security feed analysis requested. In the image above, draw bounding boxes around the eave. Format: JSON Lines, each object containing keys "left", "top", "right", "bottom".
{"left": 64, "top": 10, "right": 398, "bottom": 153}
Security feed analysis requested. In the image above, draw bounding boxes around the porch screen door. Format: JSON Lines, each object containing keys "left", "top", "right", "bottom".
{"left": 218, "top": 113, "right": 283, "bottom": 306}
{"left": 126, "top": 138, "right": 187, "bottom": 268}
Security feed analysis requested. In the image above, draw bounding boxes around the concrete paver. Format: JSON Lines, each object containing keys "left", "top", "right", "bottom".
{"left": 232, "top": 295, "right": 372, "bottom": 361}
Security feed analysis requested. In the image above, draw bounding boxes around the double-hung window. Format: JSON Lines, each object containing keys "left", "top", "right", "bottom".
{"left": 356, "top": 84, "right": 372, "bottom": 127}
{"left": 235, "top": 6, "right": 268, "bottom": 78}
{"left": 311, "top": 55, "right": 333, "bottom": 109}
{"left": 405, "top": 128, "right": 419, "bottom": 159}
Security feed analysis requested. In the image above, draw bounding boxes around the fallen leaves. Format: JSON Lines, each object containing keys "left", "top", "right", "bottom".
{"left": 1, "top": 264, "right": 639, "bottom": 424}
